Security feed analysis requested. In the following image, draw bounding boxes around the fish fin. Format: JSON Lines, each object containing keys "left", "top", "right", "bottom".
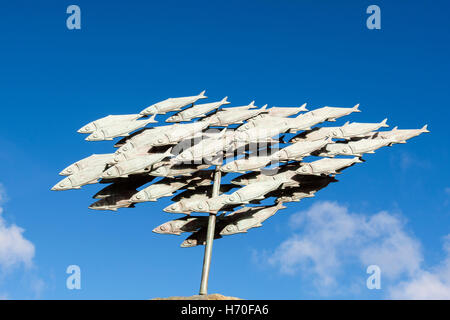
{"left": 221, "top": 96, "right": 230, "bottom": 104}
{"left": 164, "top": 148, "right": 173, "bottom": 157}
{"left": 148, "top": 113, "right": 158, "bottom": 123}
{"left": 299, "top": 103, "right": 308, "bottom": 111}
{"left": 277, "top": 202, "right": 287, "bottom": 210}
{"left": 352, "top": 103, "right": 361, "bottom": 112}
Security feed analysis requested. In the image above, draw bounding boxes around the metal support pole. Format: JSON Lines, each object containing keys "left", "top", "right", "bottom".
{"left": 199, "top": 165, "right": 222, "bottom": 295}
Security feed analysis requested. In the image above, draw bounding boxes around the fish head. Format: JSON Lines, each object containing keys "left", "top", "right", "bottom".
{"left": 130, "top": 189, "right": 150, "bottom": 203}
{"left": 221, "top": 162, "right": 238, "bottom": 173}
{"left": 226, "top": 193, "right": 239, "bottom": 204}
{"left": 112, "top": 153, "right": 127, "bottom": 163}
{"left": 153, "top": 135, "right": 170, "bottom": 146}
{"left": 151, "top": 165, "right": 169, "bottom": 177}
{"left": 237, "top": 122, "right": 255, "bottom": 132}
{"left": 117, "top": 142, "right": 136, "bottom": 154}
{"left": 220, "top": 224, "right": 238, "bottom": 235}
{"left": 77, "top": 122, "right": 96, "bottom": 134}
{"left": 163, "top": 202, "right": 184, "bottom": 213}
{"left": 153, "top": 222, "right": 174, "bottom": 234}
{"left": 296, "top": 165, "right": 313, "bottom": 174}
{"left": 181, "top": 238, "right": 198, "bottom": 248}
{"left": 102, "top": 166, "right": 121, "bottom": 179}
{"left": 328, "top": 128, "right": 342, "bottom": 138}
{"left": 326, "top": 143, "right": 349, "bottom": 155}
{"left": 166, "top": 114, "right": 181, "bottom": 122}
{"left": 59, "top": 164, "right": 78, "bottom": 176}
{"left": 51, "top": 176, "right": 74, "bottom": 191}
{"left": 85, "top": 130, "right": 106, "bottom": 141}
{"left": 338, "top": 145, "right": 352, "bottom": 155}
{"left": 88, "top": 198, "right": 108, "bottom": 210}
{"left": 175, "top": 150, "right": 194, "bottom": 163}
{"left": 140, "top": 105, "right": 157, "bottom": 116}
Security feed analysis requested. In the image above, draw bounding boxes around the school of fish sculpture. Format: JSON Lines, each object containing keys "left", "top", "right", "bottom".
{"left": 52, "top": 91, "right": 429, "bottom": 249}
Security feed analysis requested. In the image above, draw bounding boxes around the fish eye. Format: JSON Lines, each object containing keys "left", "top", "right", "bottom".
{"left": 301, "top": 167, "right": 307, "bottom": 172}
{"left": 182, "top": 154, "right": 187, "bottom": 158}
{"left": 158, "top": 139, "right": 163, "bottom": 143}
{"left": 67, "top": 169, "right": 72, "bottom": 173}
{"left": 343, "top": 148, "right": 349, "bottom": 153}
{"left": 160, "top": 226, "right": 166, "bottom": 231}
{"left": 60, "top": 182, "right": 65, "bottom": 187}
{"left": 333, "top": 131, "right": 337, "bottom": 136}
{"left": 226, "top": 225, "right": 234, "bottom": 232}
{"left": 107, "top": 171, "right": 112, "bottom": 176}
{"left": 123, "top": 147, "right": 128, "bottom": 151}
{"left": 198, "top": 204, "right": 203, "bottom": 209}
{"left": 136, "top": 194, "right": 141, "bottom": 199}
{"left": 85, "top": 126, "right": 90, "bottom": 131}
{"left": 171, "top": 205, "right": 177, "bottom": 210}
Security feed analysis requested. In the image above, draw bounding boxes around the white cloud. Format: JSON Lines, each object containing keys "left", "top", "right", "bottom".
{"left": 264, "top": 201, "right": 450, "bottom": 299}
{"left": 267, "top": 201, "right": 422, "bottom": 291}
{"left": 388, "top": 235, "right": 450, "bottom": 300}
{"left": 0, "top": 184, "right": 35, "bottom": 271}
{"left": 392, "top": 152, "right": 431, "bottom": 172}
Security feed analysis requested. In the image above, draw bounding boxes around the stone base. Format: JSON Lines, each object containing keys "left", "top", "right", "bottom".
{"left": 153, "top": 293, "right": 242, "bottom": 300}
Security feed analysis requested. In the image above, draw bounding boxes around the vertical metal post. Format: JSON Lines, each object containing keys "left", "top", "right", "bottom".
{"left": 199, "top": 165, "right": 222, "bottom": 295}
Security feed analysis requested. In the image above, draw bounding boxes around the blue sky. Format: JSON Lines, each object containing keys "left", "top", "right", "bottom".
{"left": 0, "top": 0, "right": 449, "bottom": 299}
